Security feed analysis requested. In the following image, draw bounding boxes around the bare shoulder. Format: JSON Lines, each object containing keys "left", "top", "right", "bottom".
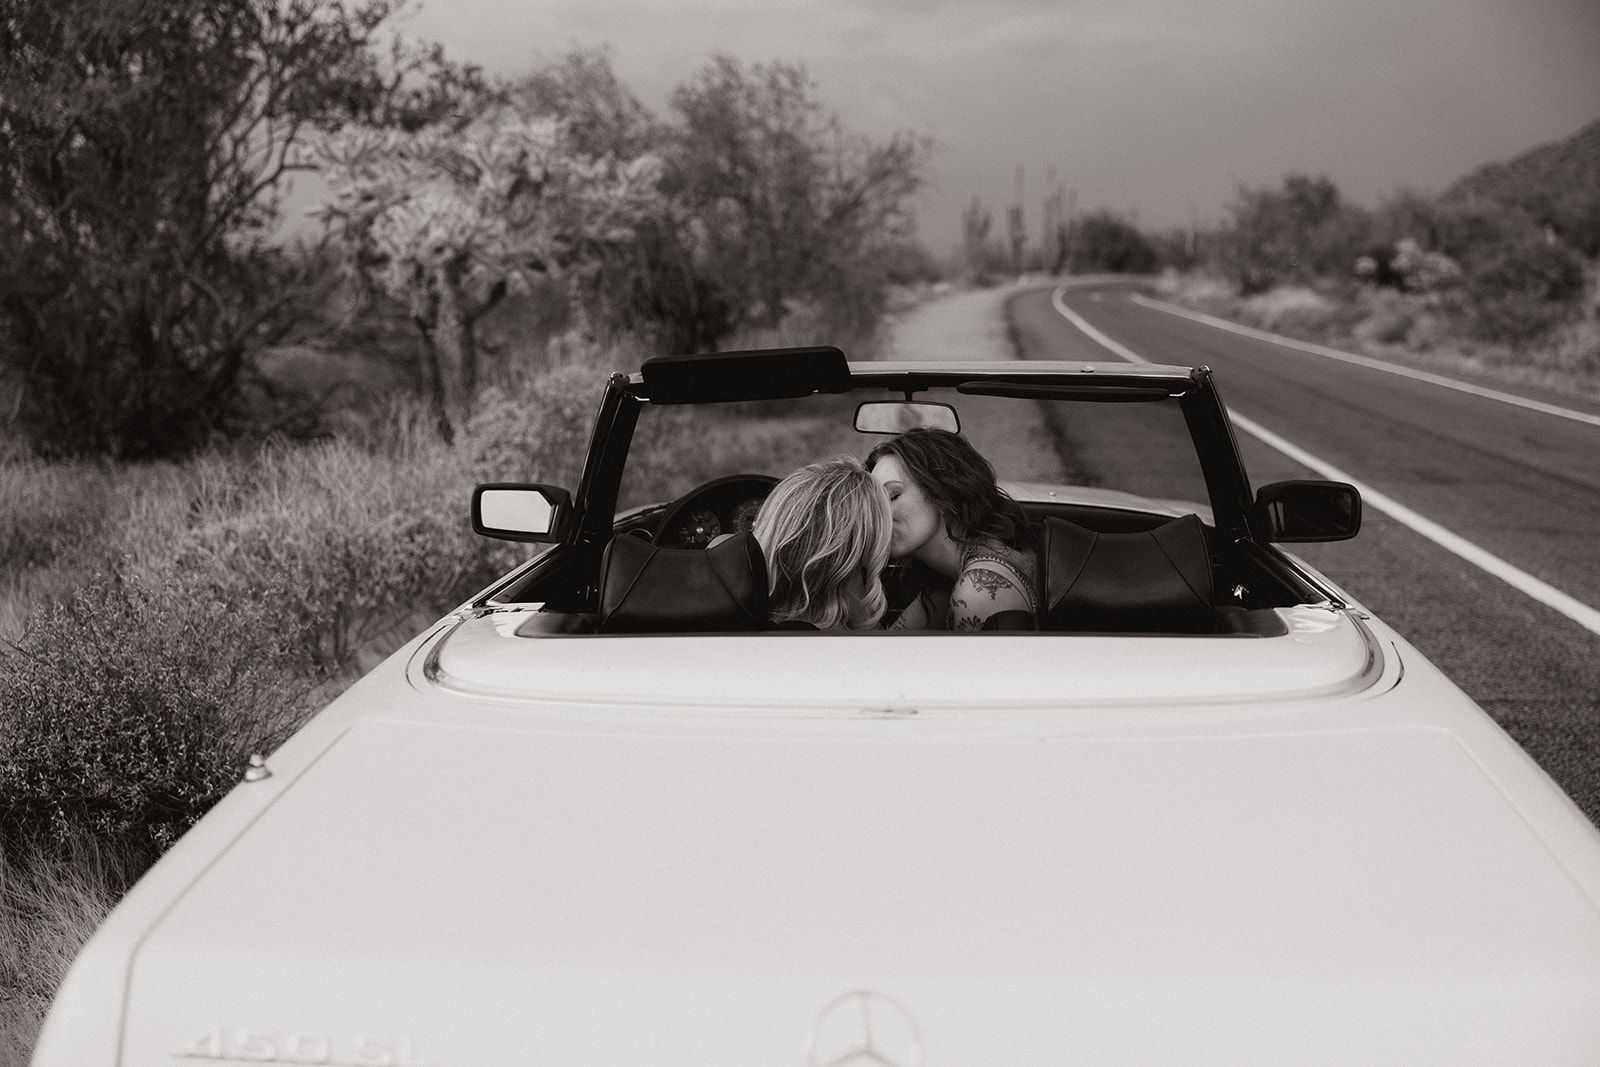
{"left": 950, "top": 559, "right": 1031, "bottom": 630}
{"left": 956, "top": 560, "right": 1027, "bottom": 600}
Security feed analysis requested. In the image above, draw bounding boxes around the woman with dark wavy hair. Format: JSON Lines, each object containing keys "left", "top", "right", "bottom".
{"left": 865, "top": 427, "right": 1037, "bottom": 631}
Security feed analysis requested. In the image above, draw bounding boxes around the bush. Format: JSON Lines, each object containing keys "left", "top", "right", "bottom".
{"left": 156, "top": 438, "right": 490, "bottom": 675}
{"left": 466, "top": 362, "right": 606, "bottom": 489}
{"left": 1388, "top": 238, "right": 1463, "bottom": 294}
{"left": 1225, "top": 285, "right": 1367, "bottom": 346}
{"left": 1542, "top": 315, "right": 1600, "bottom": 381}
{"left": 0, "top": 459, "right": 119, "bottom": 573}
{"left": 1353, "top": 301, "right": 1417, "bottom": 346}
{"left": 1218, "top": 175, "right": 1372, "bottom": 294}
{"left": 1458, "top": 235, "right": 1587, "bottom": 344}
{"left": 1240, "top": 286, "right": 1334, "bottom": 331}
{"left": 1073, "top": 211, "right": 1159, "bottom": 274}
{"left": 169, "top": 505, "right": 478, "bottom": 674}
{"left": 0, "top": 575, "right": 307, "bottom": 861}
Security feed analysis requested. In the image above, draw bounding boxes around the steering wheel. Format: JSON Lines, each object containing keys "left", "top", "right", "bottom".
{"left": 650, "top": 473, "right": 779, "bottom": 547}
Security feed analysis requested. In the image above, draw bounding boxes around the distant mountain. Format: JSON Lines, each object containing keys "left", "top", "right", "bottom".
{"left": 1443, "top": 117, "right": 1600, "bottom": 204}
{"left": 1440, "top": 117, "right": 1600, "bottom": 254}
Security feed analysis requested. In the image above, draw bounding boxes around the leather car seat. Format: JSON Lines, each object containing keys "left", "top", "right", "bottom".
{"left": 598, "top": 530, "right": 769, "bottom": 633}
{"left": 1038, "top": 514, "right": 1218, "bottom": 633}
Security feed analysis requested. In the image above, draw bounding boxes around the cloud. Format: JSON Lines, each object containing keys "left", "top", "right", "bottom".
{"left": 398, "top": 0, "right": 1600, "bottom": 249}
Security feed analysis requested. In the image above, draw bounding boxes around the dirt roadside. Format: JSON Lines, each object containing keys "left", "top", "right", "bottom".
{"left": 881, "top": 282, "right": 1029, "bottom": 362}
{"left": 879, "top": 279, "right": 1069, "bottom": 482}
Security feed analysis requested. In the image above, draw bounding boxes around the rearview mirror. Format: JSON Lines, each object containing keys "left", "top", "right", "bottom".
{"left": 1254, "top": 480, "right": 1361, "bottom": 542}
{"left": 472, "top": 484, "right": 572, "bottom": 542}
{"left": 854, "top": 401, "right": 960, "bottom": 435}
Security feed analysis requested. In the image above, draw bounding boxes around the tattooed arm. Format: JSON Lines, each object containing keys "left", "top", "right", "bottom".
{"left": 886, "top": 585, "right": 950, "bottom": 630}
{"left": 949, "top": 560, "right": 1032, "bottom": 632}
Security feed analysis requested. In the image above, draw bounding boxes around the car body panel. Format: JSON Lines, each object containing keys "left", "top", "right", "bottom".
{"left": 428, "top": 606, "right": 1380, "bottom": 707}
{"left": 102, "top": 647, "right": 1600, "bottom": 1064}
{"left": 32, "top": 354, "right": 1600, "bottom": 1066}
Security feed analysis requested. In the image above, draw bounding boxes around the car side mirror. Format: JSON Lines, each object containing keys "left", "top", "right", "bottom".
{"left": 472, "top": 484, "right": 573, "bottom": 543}
{"left": 854, "top": 401, "right": 960, "bottom": 434}
{"left": 1254, "top": 480, "right": 1361, "bottom": 542}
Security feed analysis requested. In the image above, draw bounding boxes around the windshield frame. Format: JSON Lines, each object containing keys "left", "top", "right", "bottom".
{"left": 595, "top": 360, "right": 1256, "bottom": 540}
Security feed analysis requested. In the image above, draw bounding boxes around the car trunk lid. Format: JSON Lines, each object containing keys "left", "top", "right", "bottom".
{"left": 122, "top": 709, "right": 1600, "bottom": 1064}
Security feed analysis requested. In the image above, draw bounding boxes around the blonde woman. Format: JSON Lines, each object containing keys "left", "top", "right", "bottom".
{"left": 752, "top": 456, "right": 892, "bottom": 630}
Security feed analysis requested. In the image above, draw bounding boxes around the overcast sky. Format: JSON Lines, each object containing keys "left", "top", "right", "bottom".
{"left": 396, "top": 0, "right": 1600, "bottom": 254}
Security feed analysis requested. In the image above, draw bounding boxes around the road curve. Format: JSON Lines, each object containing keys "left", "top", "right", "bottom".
{"left": 1008, "top": 280, "right": 1600, "bottom": 825}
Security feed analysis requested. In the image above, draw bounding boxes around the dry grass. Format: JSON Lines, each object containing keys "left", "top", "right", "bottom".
{"left": 1157, "top": 270, "right": 1600, "bottom": 402}
{"left": 0, "top": 383, "right": 556, "bottom": 1058}
{"left": 0, "top": 321, "right": 871, "bottom": 1058}
{"left": 0, "top": 838, "right": 135, "bottom": 1067}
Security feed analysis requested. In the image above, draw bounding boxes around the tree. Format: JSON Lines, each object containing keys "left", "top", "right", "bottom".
{"left": 1072, "top": 211, "right": 1158, "bottom": 274}
{"left": 0, "top": 0, "right": 443, "bottom": 458}
{"left": 653, "top": 56, "right": 931, "bottom": 348}
{"left": 513, "top": 47, "right": 659, "bottom": 161}
{"left": 1458, "top": 230, "right": 1587, "bottom": 344}
{"left": 961, "top": 196, "right": 994, "bottom": 273}
{"left": 507, "top": 50, "right": 730, "bottom": 353}
{"left": 1219, "top": 174, "right": 1371, "bottom": 294}
{"left": 315, "top": 101, "right": 664, "bottom": 438}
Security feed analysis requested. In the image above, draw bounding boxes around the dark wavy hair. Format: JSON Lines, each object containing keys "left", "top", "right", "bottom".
{"left": 865, "top": 427, "right": 1032, "bottom": 551}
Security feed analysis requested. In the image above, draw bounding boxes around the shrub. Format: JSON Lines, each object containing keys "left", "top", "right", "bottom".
{"left": 156, "top": 438, "right": 489, "bottom": 675}
{"left": 1240, "top": 286, "right": 1333, "bottom": 330}
{"left": 0, "top": 575, "right": 307, "bottom": 861}
{"left": 1542, "top": 316, "right": 1600, "bottom": 382}
{"left": 466, "top": 362, "right": 606, "bottom": 489}
{"left": 0, "top": 459, "right": 118, "bottom": 573}
{"left": 1074, "top": 210, "right": 1159, "bottom": 274}
{"left": 1231, "top": 285, "right": 1367, "bottom": 345}
{"left": 1353, "top": 291, "right": 1419, "bottom": 346}
{"left": 1218, "top": 175, "right": 1373, "bottom": 294}
{"left": 1155, "top": 271, "right": 1234, "bottom": 307}
{"left": 1389, "top": 238, "right": 1463, "bottom": 294}
{"left": 1458, "top": 235, "right": 1587, "bottom": 344}
{"left": 169, "top": 504, "right": 479, "bottom": 674}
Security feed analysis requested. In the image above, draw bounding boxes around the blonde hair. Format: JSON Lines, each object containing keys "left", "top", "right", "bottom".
{"left": 753, "top": 456, "right": 891, "bottom": 630}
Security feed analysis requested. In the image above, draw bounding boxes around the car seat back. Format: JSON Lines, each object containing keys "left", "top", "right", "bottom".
{"left": 598, "top": 531, "right": 769, "bottom": 633}
{"left": 1038, "top": 514, "right": 1218, "bottom": 633}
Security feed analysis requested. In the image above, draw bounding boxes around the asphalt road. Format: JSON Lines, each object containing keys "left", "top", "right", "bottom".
{"left": 1008, "top": 281, "right": 1600, "bottom": 826}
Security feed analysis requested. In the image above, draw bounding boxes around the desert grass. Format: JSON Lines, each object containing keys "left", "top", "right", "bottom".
{"left": 0, "top": 355, "right": 616, "bottom": 1054}
{"left": 0, "top": 837, "right": 137, "bottom": 1067}
{"left": 0, "top": 308, "right": 905, "bottom": 1055}
{"left": 1156, "top": 269, "right": 1600, "bottom": 402}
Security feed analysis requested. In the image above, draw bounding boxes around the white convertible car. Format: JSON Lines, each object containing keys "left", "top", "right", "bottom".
{"left": 35, "top": 348, "right": 1600, "bottom": 1065}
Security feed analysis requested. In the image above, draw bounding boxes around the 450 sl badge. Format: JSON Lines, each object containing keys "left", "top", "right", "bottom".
{"left": 177, "top": 1028, "right": 432, "bottom": 1066}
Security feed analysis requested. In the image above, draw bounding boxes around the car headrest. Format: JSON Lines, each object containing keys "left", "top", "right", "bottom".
{"left": 598, "top": 531, "right": 769, "bottom": 633}
{"left": 1039, "top": 514, "right": 1217, "bottom": 633}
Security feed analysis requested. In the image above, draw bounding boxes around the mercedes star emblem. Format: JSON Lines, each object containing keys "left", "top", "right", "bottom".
{"left": 806, "top": 989, "right": 924, "bottom": 1067}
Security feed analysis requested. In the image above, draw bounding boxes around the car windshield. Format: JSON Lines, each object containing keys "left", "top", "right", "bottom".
{"left": 617, "top": 386, "right": 1210, "bottom": 518}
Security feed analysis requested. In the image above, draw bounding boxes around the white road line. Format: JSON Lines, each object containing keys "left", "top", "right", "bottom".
{"left": 1050, "top": 283, "right": 1600, "bottom": 638}
{"left": 1128, "top": 291, "right": 1600, "bottom": 428}
{"left": 1230, "top": 413, "right": 1600, "bottom": 638}
{"left": 1051, "top": 285, "right": 1149, "bottom": 364}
